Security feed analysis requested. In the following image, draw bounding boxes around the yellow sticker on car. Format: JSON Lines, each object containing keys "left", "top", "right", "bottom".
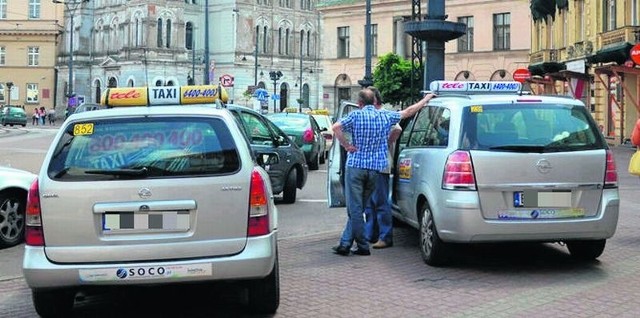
{"left": 470, "top": 105, "right": 483, "bottom": 113}
{"left": 73, "top": 123, "right": 94, "bottom": 136}
{"left": 398, "top": 158, "right": 412, "bottom": 181}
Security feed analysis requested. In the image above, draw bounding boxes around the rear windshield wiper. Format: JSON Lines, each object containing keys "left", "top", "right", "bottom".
{"left": 84, "top": 167, "right": 150, "bottom": 177}
{"left": 487, "top": 145, "right": 546, "bottom": 153}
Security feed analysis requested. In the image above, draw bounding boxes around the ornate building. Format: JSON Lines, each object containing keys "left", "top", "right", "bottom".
{"left": 55, "top": 0, "right": 321, "bottom": 112}
{"left": 529, "top": 0, "right": 639, "bottom": 144}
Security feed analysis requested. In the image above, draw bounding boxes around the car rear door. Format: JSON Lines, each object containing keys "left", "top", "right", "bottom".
{"left": 327, "top": 101, "right": 358, "bottom": 208}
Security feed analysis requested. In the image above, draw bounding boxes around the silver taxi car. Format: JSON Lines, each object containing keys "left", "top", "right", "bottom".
{"left": 23, "top": 85, "right": 280, "bottom": 316}
{"left": 328, "top": 81, "right": 619, "bottom": 266}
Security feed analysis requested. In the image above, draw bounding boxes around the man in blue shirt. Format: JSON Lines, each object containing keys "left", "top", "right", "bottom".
{"left": 332, "top": 88, "right": 436, "bottom": 256}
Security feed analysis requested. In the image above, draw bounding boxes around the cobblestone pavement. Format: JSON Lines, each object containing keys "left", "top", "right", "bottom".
{"left": 2, "top": 146, "right": 640, "bottom": 317}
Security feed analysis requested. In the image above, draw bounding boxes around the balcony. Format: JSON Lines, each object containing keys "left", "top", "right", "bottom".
{"left": 598, "top": 26, "right": 640, "bottom": 47}
{"left": 529, "top": 49, "right": 559, "bottom": 64}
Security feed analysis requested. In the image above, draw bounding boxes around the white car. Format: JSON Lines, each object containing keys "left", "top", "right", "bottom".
{"left": 23, "top": 85, "right": 280, "bottom": 316}
{"left": 0, "top": 166, "right": 36, "bottom": 248}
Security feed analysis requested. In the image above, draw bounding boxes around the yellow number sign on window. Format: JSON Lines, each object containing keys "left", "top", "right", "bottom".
{"left": 73, "top": 123, "right": 94, "bottom": 136}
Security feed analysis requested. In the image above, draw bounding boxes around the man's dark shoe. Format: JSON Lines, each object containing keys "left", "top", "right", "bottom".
{"left": 352, "top": 248, "right": 371, "bottom": 256}
{"left": 332, "top": 245, "right": 350, "bottom": 256}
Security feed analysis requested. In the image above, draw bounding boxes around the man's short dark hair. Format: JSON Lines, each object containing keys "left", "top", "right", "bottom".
{"left": 370, "top": 87, "right": 382, "bottom": 106}
{"left": 358, "top": 88, "right": 375, "bottom": 106}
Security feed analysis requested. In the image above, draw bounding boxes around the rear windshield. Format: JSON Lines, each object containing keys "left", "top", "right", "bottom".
{"left": 48, "top": 117, "right": 240, "bottom": 181}
{"left": 460, "top": 103, "right": 606, "bottom": 152}
{"left": 268, "top": 114, "right": 310, "bottom": 130}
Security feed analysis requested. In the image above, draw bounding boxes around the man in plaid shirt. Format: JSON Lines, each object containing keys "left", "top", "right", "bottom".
{"left": 332, "top": 88, "right": 436, "bottom": 256}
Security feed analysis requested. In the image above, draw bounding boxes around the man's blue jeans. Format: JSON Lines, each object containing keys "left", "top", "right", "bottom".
{"left": 364, "top": 173, "right": 393, "bottom": 244}
{"left": 339, "top": 167, "right": 378, "bottom": 251}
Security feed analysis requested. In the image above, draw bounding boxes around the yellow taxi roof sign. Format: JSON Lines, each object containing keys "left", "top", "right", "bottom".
{"left": 310, "top": 109, "right": 329, "bottom": 115}
{"left": 101, "top": 85, "right": 229, "bottom": 107}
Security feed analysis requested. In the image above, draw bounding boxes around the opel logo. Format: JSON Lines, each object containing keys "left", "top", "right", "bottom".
{"left": 138, "top": 188, "right": 152, "bottom": 199}
{"left": 536, "top": 159, "right": 552, "bottom": 174}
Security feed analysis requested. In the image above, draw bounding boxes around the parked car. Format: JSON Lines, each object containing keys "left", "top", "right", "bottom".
{"left": 227, "top": 104, "right": 308, "bottom": 204}
{"left": 311, "top": 112, "right": 334, "bottom": 158}
{"left": 267, "top": 112, "right": 326, "bottom": 170}
{"left": 1, "top": 106, "right": 28, "bottom": 127}
{"left": 328, "top": 81, "right": 620, "bottom": 266}
{"left": 23, "top": 85, "right": 280, "bottom": 316}
{"left": 72, "top": 103, "right": 106, "bottom": 114}
{"left": 0, "top": 166, "right": 36, "bottom": 248}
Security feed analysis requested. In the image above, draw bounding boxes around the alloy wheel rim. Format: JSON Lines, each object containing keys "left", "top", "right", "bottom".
{"left": 0, "top": 199, "right": 23, "bottom": 241}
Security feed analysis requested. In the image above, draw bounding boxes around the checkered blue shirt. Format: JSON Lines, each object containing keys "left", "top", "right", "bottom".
{"left": 340, "top": 105, "right": 401, "bottom": 171}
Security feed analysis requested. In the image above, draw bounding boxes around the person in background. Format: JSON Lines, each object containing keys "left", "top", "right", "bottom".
{"left": 32, "top": 108, "right": 39, "bottom": 125}
{"left": 632, "top": 118, "right": 640, "bottom": 147}
{"left": 332, "top": 88, "right": 435, "bottom": 256}
{"left": 48, "top": 107, "right": 56, "bottom": 125}
{"left": 38, "top": 107, "right": 46, "bottom": 125}
{"left": 364, "top": 87, "right": 402, "bottom": 249}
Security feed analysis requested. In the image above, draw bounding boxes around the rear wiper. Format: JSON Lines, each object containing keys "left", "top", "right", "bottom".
{"left": 85, "top": 166, "right": 150, "bottom": 177}
{"left": 488, "top": 145, "right": 546, "bottom": 153}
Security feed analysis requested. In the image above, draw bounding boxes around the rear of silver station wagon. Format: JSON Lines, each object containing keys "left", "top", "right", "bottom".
{"left": 22, "top": 107, "right": 279, "bottom": 316}
{"left": 394, "top": 94, "right": 619, "bottom": 266}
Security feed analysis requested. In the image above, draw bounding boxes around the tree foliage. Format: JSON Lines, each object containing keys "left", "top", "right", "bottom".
{"left": 372, "top": 53, "right": 423, "bottom": 108}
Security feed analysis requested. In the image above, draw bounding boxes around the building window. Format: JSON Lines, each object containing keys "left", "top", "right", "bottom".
{"left": 0, "top": 83, "right": 5, "bottom": 102}
{"left": 300, "top": 30, "right": 305, "bottom": 56}
{"left": 457, "top": 16, "right": 474, "bottom": 52}
{"left": 263, "top": 26, "right": 268, "bottom": 53}
{"left": 493, "top": 13, "right": 510, "bottom": 51}
{"left": 300, "top": 0, "right": 311, "bottom": 10}
{"left": 0, "top": 0, "right": 7, "bottom": 19}
{"left": 0, "top": 46, "right": 5, "bottom": 65}
{"left": 603, "top": 0, "right": 616, "bottom": 32}
{"left": 632, "top": 0, "right": 639, "bottom": 26}
{"left": 279, "top": 0, "right": 291, "bottom": 8}
{"left": 29, "top": 0, "right": 40, "bottom": 19}
{"left": 575, "top": 0, "right": 584, "bottom": 41}
{"left": 278, "top": 27, "right": 283, "bottom": 54}
{"left": 185, "top": 22, "right": 194, "bottom": 50}
{"left": 157, "top": 19, "right": 163, "bottom": 48}
{"left": 134, "top": 16, "right": 143, "bottom": 47}
{"left": 285, "top": 28, "right": 290, "bottom": 55}
{"left": 27, "top": 83, "right": 39, "bottom": 103}
{"left": 28, "top": 47, "right": 39, "bottom": 66}
{"left": 371, "top": 24, "right": 378, "bottom": 56}
{"left": 337, "top": 26, "right": 349, "bottom": 58}
{"left": 166, "top": 19, "right": 172, "bottom": 48}
{"left": 306, "top": 30, "right": 311, "bottom": 57}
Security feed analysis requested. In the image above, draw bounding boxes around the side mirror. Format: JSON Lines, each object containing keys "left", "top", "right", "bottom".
{"left": 320, "top": 127, "right": 328, "bottom": 132}
{"left": 256, "top": 151, "right": 280, "bottom": 167}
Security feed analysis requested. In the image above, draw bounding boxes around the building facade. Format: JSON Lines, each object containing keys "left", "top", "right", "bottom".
{"left": 529, "top": 0, "right": 639, "bottom": 144}
{"left": 55, "top": 0, "right": 321, "bottom": 113}
{"left": 0, "top": 0, "right": 63, "bottom": 113}
{"left": 317, "top": 0, "right": 531, "bottom": 113}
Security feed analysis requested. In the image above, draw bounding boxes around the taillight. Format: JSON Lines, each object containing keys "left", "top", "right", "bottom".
{"left": 302, "top": 129, "right": 314, "bottom": 143}
{"left": 604, "top": 149, "right": 618, "bottom": 188}
{"left": 442, "top": 150, "right": 476, "bottom": 190}
{"left": 323, "top": 133, "right": 333, "bottom": 141}
{"left": 25, "top": 179, "right": 45, "bottom": 246}
{"left": 248, "top": 169, "right": 270, "bottom": 236}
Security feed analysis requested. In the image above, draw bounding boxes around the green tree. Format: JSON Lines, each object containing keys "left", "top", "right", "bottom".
{"left": 372, "top": 53, "right": 423, "bottom": 108}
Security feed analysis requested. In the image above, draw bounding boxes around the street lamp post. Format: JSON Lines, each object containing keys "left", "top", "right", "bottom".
{"left": 358, "top": 0, "right": 373, "bottom": 88}
{"left": 269, "top": 71, "right": 282, "bottom": 113}
{"left": 53, "top": 0, "right": 88, "bottom": 110}
{"left": 5, "top": 82, "right": 13, "bottom": 106}
{"left": 254, "top": 31, "right": 259, "bottom": 86}
{"left": 299, "top": 33, "right": 304, "bottom": 112}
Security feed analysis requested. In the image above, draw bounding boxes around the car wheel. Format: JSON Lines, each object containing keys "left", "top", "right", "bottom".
{"left": 419, "top": 203, "right": 449, "bottom": 266}
{"left": 247, "top": 257, "right": 280, "bottom": 314}
{"left": 32, "top": 288, "right": 76, "bottom": 317}
{"left": 0, "top": 191, "right": 27, "bottom": 248}
{"left": 309, "top": 153, "right": 320, "bottom": 170}
{"left": 282, "top": 169, "right": 297, "bottom": 204}
{"left": 566, "top": 239, "right": 606, "bottom": 260}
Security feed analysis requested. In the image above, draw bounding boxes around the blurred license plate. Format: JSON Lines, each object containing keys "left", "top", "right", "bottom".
{"left": 513, "top": 191, "right": 571, "bottom": 208}
{"left": 498, "top": 208, "right": 585, "bottom": 219}
{"left": 103, "top": 211, "right": 190, "bottom": 231}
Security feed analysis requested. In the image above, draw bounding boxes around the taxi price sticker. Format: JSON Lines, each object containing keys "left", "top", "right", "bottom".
{"left": 398, "top": 158, "right": 412, "bottom": 181}
{"left": 73, "top": 123, "right": 94, "bottom": 136}
{"left": 470, "top": 105, "right": 483, "bottom": 113}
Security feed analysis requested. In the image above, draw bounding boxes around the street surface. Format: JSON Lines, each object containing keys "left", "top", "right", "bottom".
{"left": 2, "top": 124, "right": 640, "bottom": 317}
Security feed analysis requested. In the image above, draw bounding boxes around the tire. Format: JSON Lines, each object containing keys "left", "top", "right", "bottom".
{"left": 0, "top": 191, "right": 27, "bottom": 248}
{"left": 419, "top": 203, "right": 449, "bottom": 266}
{"left": 566, "top": 239, "right": 606, "bottom": 260}
{"left": 282, "top": 169, "right": 297, "bottom": 204}
{"left": 32, "top": 289, "right": 75, "bottom": 317}
{"left": 309, "top": 153, "right": 319, "bottom": 170}
{"left": 247, "top": 258, "right": 280, "bottom": 314}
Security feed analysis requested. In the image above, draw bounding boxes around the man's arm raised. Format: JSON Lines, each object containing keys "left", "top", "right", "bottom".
{"left": 399, "top": 93, "right": 436, "bottom": 119}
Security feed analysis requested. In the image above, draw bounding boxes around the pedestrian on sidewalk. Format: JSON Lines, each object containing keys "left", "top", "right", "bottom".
{"left": 48, "top": 107, "right": 56, "bottom": 125}
{"left": 39, "top": 107, "right": 46, "bottom": 125}
{"left": 32, "top": 108, "right": 39, "bottom": 125}
{"left": 332, "top": 88, "right": 435, "bottom": 256}
{"left": 364, "top": 87, "right": 401, "bottom": 249}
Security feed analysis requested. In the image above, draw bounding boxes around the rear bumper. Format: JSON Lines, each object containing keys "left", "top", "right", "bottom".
{"left": 23, "top": 232, "right": 277, "bottom": 289}
{"left": 436, "top": 190, "right": 620, "bottom": 243}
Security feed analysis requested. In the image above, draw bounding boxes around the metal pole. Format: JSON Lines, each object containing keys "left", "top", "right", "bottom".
{"left": 299, "top": 32, "right": 303, "bottom": 112}
{"left": 358, "top": 0, "right": 373, "bottom": 88}
{"left": 191, "top": 37, "right": 195, "bottom": 85}
{"left": 254, "top": 31, "right": 259, "bottom": 86}
{"left": 68, "top": 7, "right": 74, "bottom": 105}
{"left": 203, "top": 0, "right": 210, "bottom": 84}
{"left": 273, "top": 79, "right": 277, "bottom": 113}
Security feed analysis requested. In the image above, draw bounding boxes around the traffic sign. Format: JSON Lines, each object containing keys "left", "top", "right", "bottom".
{"left": 512, "top": 68, "right": 531, "bottom": 83}
{"left": 220, "top": 74, "right": 234, "bottom": 87}
{"left": 254, "top": 88, "right": 269, "bottom": 102}
{"left": 630, "top": 43, "right": 640, "bottom": 65}
{"left": 271, "top": 94, "right": 280, "bottom": 101}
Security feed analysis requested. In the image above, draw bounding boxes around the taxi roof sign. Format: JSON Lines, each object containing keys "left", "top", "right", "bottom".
{"left": 429, "top": 81, "right": 522, "bottom": 94}
{"left": 101, "top": 85, "right": 229, "bottom": 107}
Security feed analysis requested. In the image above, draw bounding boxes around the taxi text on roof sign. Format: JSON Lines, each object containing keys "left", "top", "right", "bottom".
{"left": 429, "top": 81, "right": 522, "bottom": 94}
{"left": 101, "top": 85, "right": 229, "bottom": 107}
